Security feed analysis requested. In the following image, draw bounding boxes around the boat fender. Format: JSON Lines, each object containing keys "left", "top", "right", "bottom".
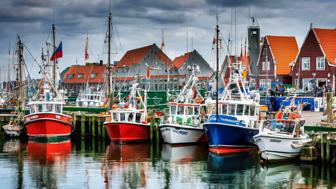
{"left": 291, "top": 143, "right": 304, "bottom": 149}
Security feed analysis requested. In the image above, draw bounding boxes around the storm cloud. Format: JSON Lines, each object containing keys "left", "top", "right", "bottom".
{"left": 0, "top": 0, "right": 335, "bottom": 79}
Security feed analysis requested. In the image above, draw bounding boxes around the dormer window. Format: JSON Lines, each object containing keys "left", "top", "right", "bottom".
{"left": 67, "top": 74, "right": 74, "bottom": 79}
{"left": 78, "top": 73, "right": 84, "bottom": 78}
{"left": 91, "top": 73, "right": 97, "bottom": 78}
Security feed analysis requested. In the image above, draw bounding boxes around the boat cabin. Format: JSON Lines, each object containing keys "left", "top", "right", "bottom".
{"left": 164, "top": 103, "right": 206, "bottom": 126}
{"left": 209, "top": 101, "right": 260, "bottom": 128}
{"left": 109, "top": 109, "right": 146, "bottom": 123}
{"left": 77, "top": 92, "right": 105, "bottom": 107}
{"left": 28, "top": 101, "right": 63, "bottom": 114}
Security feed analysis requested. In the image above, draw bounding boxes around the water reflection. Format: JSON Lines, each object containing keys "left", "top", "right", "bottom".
{"left": 161, "top": 144, "right": 208, "bottom": 163}
{"left": 205, "top": 152, "right": 260, "bottom": 188}
{"left": 26, "top": 138, "right": 71, "bottom": 188}
{"left": 1, "top": 137, "right": 336, "bottom": 188}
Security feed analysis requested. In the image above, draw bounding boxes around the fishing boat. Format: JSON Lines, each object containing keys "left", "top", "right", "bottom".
{"left": 2, "top": 112, "right": 24, "bottom": 137}
{"left": 76, "top": 87, "right": 106, "bottom": 107}
{"left": 160, "top": 65, "right": 207, "bottom": 144}
{"left": 104, "top": 82, "right": 150, "bottom": 142}
{"left": 253, "top": 98, "right": 311, "bottom": 162}
{"left": 24, "top": 21, "right": 73, "bottom": 138}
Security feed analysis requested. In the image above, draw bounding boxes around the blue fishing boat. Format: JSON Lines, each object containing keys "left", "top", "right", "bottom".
{"left": 204, "top": 54, "right": 261, "bottom": 154}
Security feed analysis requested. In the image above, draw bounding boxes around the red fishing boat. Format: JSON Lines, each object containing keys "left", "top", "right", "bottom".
{"left": 24, "top": 20, "right": 73, "bottom": 137}
{"left": 104, "top": 83, "right": 150, "bottom": 142}
{"left": 24, "top": 100, "right": 73, "bottom": 137}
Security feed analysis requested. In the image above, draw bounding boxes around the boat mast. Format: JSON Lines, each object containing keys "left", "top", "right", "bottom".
{"left": 107, "top": 5, "right": 113, "bottom": 108}
{"left": 215, "top": 15, "right": 219, "bottom": 122}
{"left": 52, "top": 13, "right": 57, "bottom": 88}
{"left": 17, "top": 36, "right": 24, "bottom": 110}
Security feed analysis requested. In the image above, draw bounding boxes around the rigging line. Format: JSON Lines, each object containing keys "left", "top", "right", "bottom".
{"left": 23, "top": 44, "right": 43, "bottom": 70}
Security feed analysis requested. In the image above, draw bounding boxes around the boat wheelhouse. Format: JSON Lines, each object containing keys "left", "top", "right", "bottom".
{"left": 254, "top": 98, "right": 311, "bottom": 162}
{"left": 159, "top": 66, "right": 208, "bottom": 144}
{"left": 76, "top": 89, "right": 105, "bottom": 107}
{"left": 104, "top": 83, "right": 150, "bottom": 142}
{"left": 204, "top": 61, "right": 262, "bottom": 154}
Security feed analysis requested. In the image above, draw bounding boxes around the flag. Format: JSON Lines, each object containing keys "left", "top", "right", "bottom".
{"left": 85, "top": 36, "right": 89, "bottom": 62}
{"left": 147, "top": 67, "right": 150, "bottom": 79}
{"left": 50, "top": 41, "right": 63, "bottom": 61}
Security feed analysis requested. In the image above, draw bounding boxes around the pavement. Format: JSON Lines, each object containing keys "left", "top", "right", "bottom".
{"left": 301, "top": 111, "right": 325, "bottom": 126}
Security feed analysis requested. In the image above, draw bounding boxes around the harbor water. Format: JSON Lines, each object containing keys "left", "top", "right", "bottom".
{"left": 0, "top": 136, "right": 335, "bottom": 189}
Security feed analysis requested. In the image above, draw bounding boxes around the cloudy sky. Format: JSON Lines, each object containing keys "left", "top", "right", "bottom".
{"left": 0, "top": 0, "right": 335, "bottom": 79}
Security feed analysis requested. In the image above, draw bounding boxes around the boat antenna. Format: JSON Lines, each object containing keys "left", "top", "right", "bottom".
{"left": 216, "top": 12, "right": 219, "bottom": 122}
{"left": 52, "top": 9, "right": 57, "bottom": 89}
{"left": 107, "top": 0, "right": 113, "bottom": 108}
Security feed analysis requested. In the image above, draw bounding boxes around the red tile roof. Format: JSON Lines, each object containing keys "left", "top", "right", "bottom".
{"left": 63, "top": 63, "right": 106, "bottom": 84}
{"left": 117, "top": 44, "right": 173, "bottom": 68}
{"left": 172, "top": 52, "right": 192, "bottom": 69}
{"left": 266, "top": 35, "right": 299, "bottom": 75}
{"left": 313, "top": 28, "right": 336, "bottom": 64}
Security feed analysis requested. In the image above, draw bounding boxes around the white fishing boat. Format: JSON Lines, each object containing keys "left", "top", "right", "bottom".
{"left": 2, "top": 114, "right": 24, "bottom": 137}
{"left": 76, "top": 87, "right": 105, "bottom": 107}
{"left": 253, "top": 99, "right": 311, "bottom": 162}
{"left": 159, "top": 65, "right": 207, "bottom": 144}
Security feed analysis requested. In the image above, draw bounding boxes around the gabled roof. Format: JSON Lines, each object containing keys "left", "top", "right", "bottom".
{"left": 313, "top": 28, "right": 336, "bottom": 64}
{"left": 266, "top": 35, "right": 299, "bottom": 75}
{"left": 172, "top": 52, "right": 192, "bottom": 69}
{"left": 63, "top": 63, "right": 106, "bottom": 84}
{"left": 117, "top": 43, "right": 173, "bottom": 68}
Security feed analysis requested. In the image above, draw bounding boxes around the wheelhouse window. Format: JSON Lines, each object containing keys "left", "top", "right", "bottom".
{"left": 244, "top": 105, "right": 249, "bottom": 115}
{"left": 46, "top": 104, "right": 52, "bottom": 112}
{"left": 250, "top": 106, "right": 255, "bottom": 116}
{"left": 170, "top": 105, "right": 177, "bottom": 115}
{"left": 221, "top": 104, "right": 227, "bottom": 115}
{"left": 38, "top": 104, "right": 43, "bottom": 112}
{"left": 136, "top": 113, "right": 141, "bottom": 122}
{"left": 55, "top": 105, "right": 61, "bottom": 113}
{"left": 316, "top": 57, "right": 325, "bottom": 70}
{"left": 113, "top": 113, "right": 118, "bottom": 121}
{"left": 186, "top": 106, "right": 193, "bottom": 115}
{"left": 228, "top": 104, "right": 235, "bottom": 115}
{"left": 177, "top": 106, "right": 184, "bottom": 114}
{"left": 120, "top": 113, "right": 125, "bottom": 121}
{"left": 236, "top": 104, "right": 244, "bottom": 116}
{"left": 301, "top": 57, "right": 310, "bottom": 71}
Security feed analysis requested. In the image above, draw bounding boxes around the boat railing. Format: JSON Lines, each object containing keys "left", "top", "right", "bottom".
{"left": 160, "top": 114, "right": 203, "bottom": 126}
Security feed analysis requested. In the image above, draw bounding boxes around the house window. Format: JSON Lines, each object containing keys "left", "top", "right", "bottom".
{"left": 67, "top": 74, "right": 74, "bottom": 79}
{"left": 260, "top": 79, "right": 271, "bottom": 89}
{"left": 78, "top": 73, "right": 84, "bottom": 78}
{"left": 302, "top": 78, "right": 314, "bottom": 91}
{"left": 262, "top": 61, "right": 270, "bottom": 71}
{"left": 301, "top": 57, "right": 310, "bottom": 71}
{"left": 316, "top": 57, "right": 325, "bottom": 70}
{"left": 91, "top": 73, "right": 97, "bottom": 78}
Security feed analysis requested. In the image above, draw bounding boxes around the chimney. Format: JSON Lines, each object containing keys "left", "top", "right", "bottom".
{"left": 310, "top": 22, "right": 313, "bottom": 29}
{"left": 99, "top": 60, "right": 103, "bottom": 65}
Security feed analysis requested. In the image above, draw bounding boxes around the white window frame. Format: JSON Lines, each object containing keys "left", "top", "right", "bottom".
{"left": 302, "top": 78, "right": 313, "bottom": 91}
{"left": 316, "top": 57, "right": 325, "bottom": 70}
{"left": 301, "top": 57, "right": 310, "bottom": 71}
{"left": 260, "top": 79, "right": 271, "bottom": 89}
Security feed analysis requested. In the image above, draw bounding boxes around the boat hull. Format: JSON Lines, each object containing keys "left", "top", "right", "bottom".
{"left": 204, "top": 122, "right": 259, "bottom": 154}
{"left": 253, "top": 134, "right": 308, "bottom": 162}
{"left": 104, "top": 122, "right": 150, "bottom": 142}
{"left": 24, "top": 113, "right": 73, "bottom": 137}
{"left": 160, "top": 124, "right": 206, "bottom": 144}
